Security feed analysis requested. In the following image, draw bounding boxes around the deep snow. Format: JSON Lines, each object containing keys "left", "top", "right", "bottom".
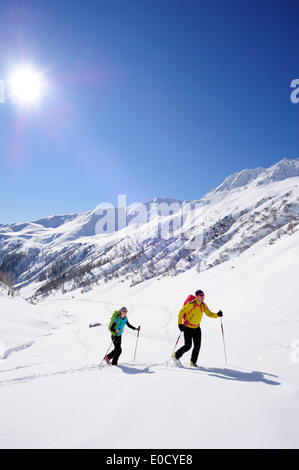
{"left": 0, "top": 223, "right": 299, "bottom": 449}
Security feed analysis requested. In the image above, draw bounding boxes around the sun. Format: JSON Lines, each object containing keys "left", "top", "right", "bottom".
{"left": 9, "top": 67, "right": 46, "bottom": 106}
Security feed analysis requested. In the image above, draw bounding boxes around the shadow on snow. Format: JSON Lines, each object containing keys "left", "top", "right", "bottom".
{"left": 199, "top": 367, "right": 280, "bottom": 385}
{"left": 117, "top": 365, "right": 155, "bottom": 375}
{"left": 116, "top": 363, "right": 280, "bottom": 385}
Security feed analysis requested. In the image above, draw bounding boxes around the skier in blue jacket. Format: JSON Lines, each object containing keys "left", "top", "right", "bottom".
{"left": 105, "top": 307, "right": 140, "bottom": 365}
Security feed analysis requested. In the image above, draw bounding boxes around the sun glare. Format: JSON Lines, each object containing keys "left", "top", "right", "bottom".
{"left": 9, "top": 68, "right": 46, "bottom": 106}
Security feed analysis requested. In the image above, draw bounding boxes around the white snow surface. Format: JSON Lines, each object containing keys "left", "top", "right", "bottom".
{"left": 0, "top": 158, "right": 299, "bottom": 449}
{"left": 0, "top": 224, "right": 299, "bottom": 449}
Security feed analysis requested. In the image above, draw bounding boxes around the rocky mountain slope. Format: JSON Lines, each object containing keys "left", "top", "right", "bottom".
{"left": 0, "top": 157, "right": 298, "bottom": 300}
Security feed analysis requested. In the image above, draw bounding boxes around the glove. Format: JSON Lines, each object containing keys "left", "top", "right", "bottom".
{"left": 178, "top": 324, "right": 184, "bottom": 331}
{"left": 135, "top": 326, "right": 141, "bottom": 331}
{"left": 217, "top": 310, "right": 223, "bottom": 317}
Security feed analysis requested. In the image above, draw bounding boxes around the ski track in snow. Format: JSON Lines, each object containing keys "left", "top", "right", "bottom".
{"left": 0, "top": 360, "right": 280, "bottom": 388}
{"left": 0, "top": 297, "right": 179, "bottom": 389}
{"left": 0, "top": 292, "right": 284, "bottom": 390}
{"left": 0, "top": 300, "right": 280, "bottom": 390}
{"left": 1, "top": 194, "right": 299, "bottom": 448}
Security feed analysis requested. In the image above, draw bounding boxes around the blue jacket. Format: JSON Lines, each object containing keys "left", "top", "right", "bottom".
{"left": 111, "top": 316, "right": 136, "bottom": 336}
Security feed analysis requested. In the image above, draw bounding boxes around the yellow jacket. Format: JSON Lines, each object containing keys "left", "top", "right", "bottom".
{"left": 178, "top": 298, "right": 219, "bottom": 328}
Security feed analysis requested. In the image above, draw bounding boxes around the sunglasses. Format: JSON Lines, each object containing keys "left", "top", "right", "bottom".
{"left": 197, "top": 294, "right": 205, "bottom": 297}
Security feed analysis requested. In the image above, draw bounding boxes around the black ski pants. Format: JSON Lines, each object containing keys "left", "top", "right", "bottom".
{"left": 108, "top": 335, "right": 122, "bottom": 365}
{"left": 176, "top": 326, "right": 202, "bottom": 364}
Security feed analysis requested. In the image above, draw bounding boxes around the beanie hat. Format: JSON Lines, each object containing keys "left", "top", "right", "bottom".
{"left": 195, "top": 290, "right": 204, "bottom": 296}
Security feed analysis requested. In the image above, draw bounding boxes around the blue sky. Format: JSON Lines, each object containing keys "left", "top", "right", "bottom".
{"left": 0, "top": 0, "right": 298, "bottom": 223}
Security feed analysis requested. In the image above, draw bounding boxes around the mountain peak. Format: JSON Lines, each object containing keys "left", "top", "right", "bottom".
{"left": 255, "top": 157, "right": 299, "bottom": 186}
{"left": 209, "top": 157, "right": 299, "bottom": 195}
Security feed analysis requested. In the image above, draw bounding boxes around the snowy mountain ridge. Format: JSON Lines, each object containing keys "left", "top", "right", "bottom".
{"left": 207, "top": 157, "right": 299, "bottom": 195}
{"left": 0, "top": 157, "right": 298, "bottom": 300}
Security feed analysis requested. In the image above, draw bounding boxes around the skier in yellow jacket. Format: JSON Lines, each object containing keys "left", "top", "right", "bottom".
{"left": 173, "top": 290, "right": 223, "bottom": 367}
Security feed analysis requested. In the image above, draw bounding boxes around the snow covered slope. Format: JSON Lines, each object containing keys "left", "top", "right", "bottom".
{"left": 0, "top": 158, "right": 299, "bottom": 301}
{"left": 208, "top": 157, "right": 299, "bottom": 194}
{"left": 0, "top": 212, "right": 298, "bottom": 449}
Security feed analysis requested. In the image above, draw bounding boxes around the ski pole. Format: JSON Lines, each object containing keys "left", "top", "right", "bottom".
{"left": 166, "top": 332, "right": 182, "bottom": 369}
{"left": 220, "top": 317, "right": 228, "bottom": 366}
{"left": 101, "top": 340, "right": 113, "bottom": 365}
{"left": 133, "top": 327, "right": 140, "bottom": 362}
